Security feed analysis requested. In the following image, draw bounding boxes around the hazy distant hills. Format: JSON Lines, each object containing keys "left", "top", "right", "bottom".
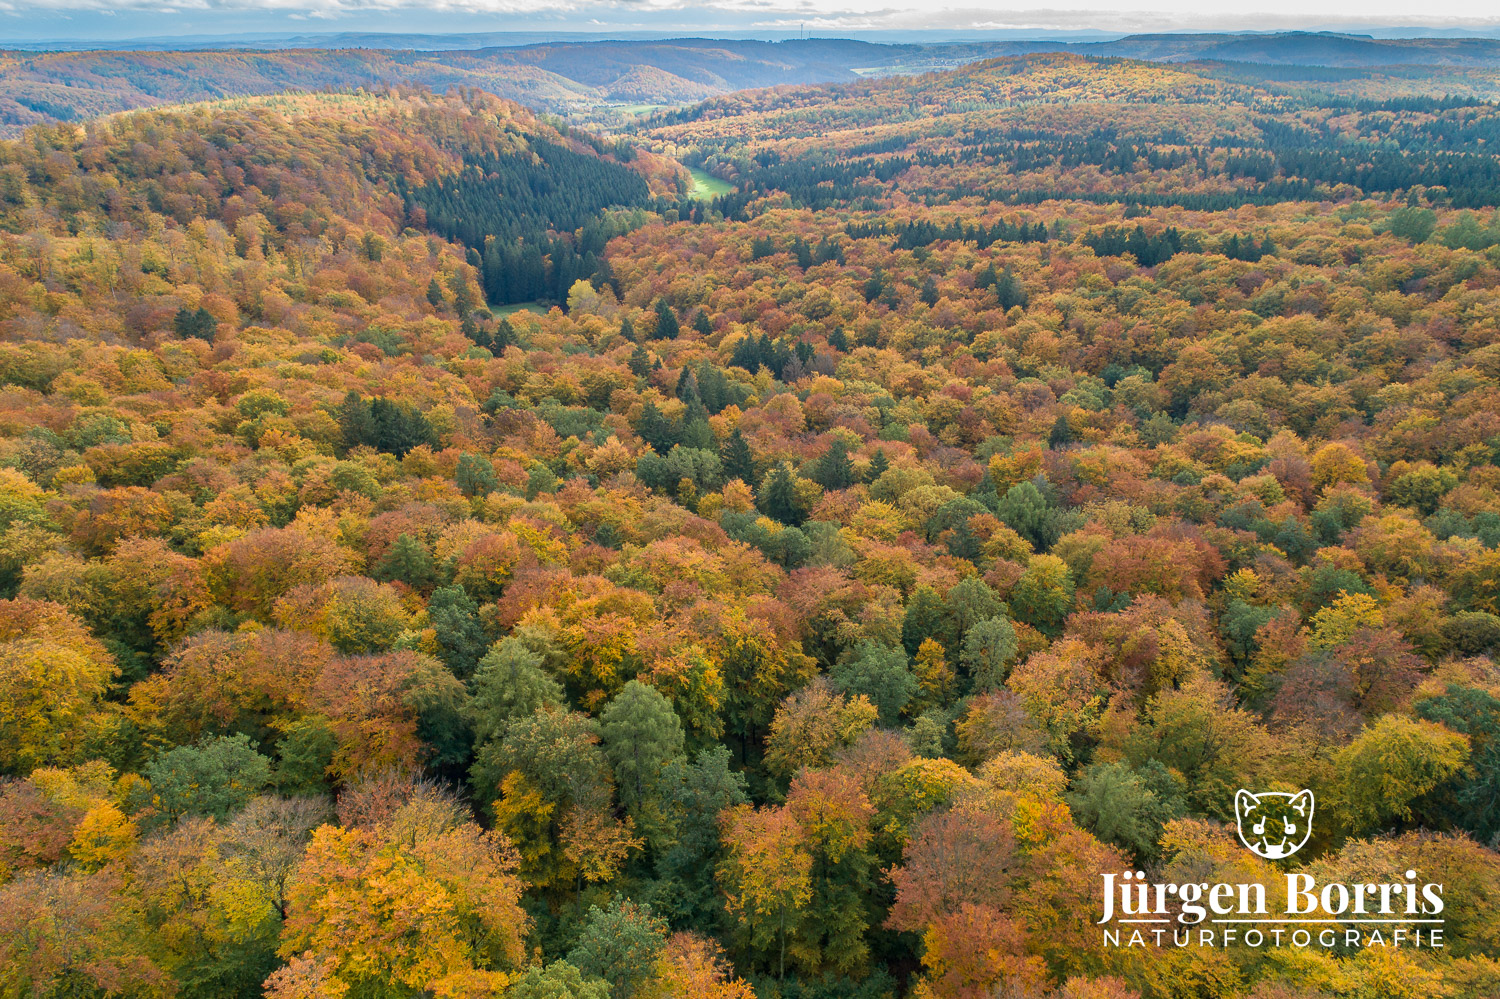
{"left": 2, "top": 31, "right": 618, "bottom": 52}
{"left": 1083, "top": 31, "right": 1500, "bottom": 67}
{"left": 0, "top": 39, "right": 1000, "bottom": 135}
{"left": 4, "top": 32, "right": 1500, "bottom": 137}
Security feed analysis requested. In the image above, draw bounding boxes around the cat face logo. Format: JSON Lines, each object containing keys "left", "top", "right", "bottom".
{"left": 1234, "top": 789, "right": 1314, "bottom": 860}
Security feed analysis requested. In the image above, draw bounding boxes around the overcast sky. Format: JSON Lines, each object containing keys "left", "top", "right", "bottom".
{"left": 4, "top": 0, "right": 1500, "bottom": 43}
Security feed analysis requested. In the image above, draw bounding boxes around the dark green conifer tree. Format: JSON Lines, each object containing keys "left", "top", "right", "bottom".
{"left": 628, "top": 344, "right": 652, "bottom": 377}
{"left": 493, "top": 319, "right": 515, "bottom": 351}
{"left": 920, "top": 275, "right": 940, "bottom": 306}
{"left": 721, "top": 428, "right": 756, "bottom": 485}
{"left": 995, "top": 266, "right": 1027, "bottom": 311}
{"left": 653, "top": 298, "right": 680, "bottom": 340}
{"left": 757, "top": 463, "right": 805, "bottom": 526}
{"left": 427, "top": 585, "right": 489, "bottom": 680}
{"left": 815, "top": 437, "right": 854, "bottom": 491}
{"left": 338, "top": 391, "right": 377, "bottom": 451}
{"left": 637, "top": 401, "right": 678, "bottom": 455}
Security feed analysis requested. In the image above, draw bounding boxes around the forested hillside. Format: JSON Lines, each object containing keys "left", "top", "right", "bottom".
{"left": 1, "top": 52, "right": 1500, "bottom": 999}
{"left": 1079, "top": 31, "right": 1500, "bottom": 68}
{"left": 10, "top": 33, "right": 1500, "bottom": 139}
{"left": 0, "top": 38, "right": 1008, "bottom": 137}
{"left": 645, "top": 53, "right": 1500, "bottom": 209}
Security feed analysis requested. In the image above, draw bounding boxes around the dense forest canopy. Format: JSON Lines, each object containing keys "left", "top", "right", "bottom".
{"left": 0, "top": 50, "right": 1499, "bottom": 999}
{"left": 641, "top": 54, "right": 1500, "bottom": 210}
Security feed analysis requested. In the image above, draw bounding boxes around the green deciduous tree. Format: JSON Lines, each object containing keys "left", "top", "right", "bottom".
{"left": 654, "top": 745, "right": 749, "bottom": 927}
{"left": 901, "top": 585, "right": 950, "bottom": 657}
{"left": 996, "top": 481, "right": 1053, "bottom": 550}
{"left": 506, "top": 961, "right": 609, "bottom": 999}
{"left": 567, "top": 898, "right": 668, "bottom": 999}
{"left": 829, "top": 641, "right": 916, "bottom": 725}
{"left": 456, "top": 453, "right": 499, "bottom": 497}
{"left": 1068, "top": 760, "right": 1185, "bottom": 860}
{"left": 1333, "top": 715, "right": 1470, "bottom": 835}
{"left": 960, "top": 616, "right": 1019, "bottom": 691}
{"left": 601, "top": 680, "right": 686, "bottom": 849}
{"left": 1010, "top": 555, "right": 1075, "bottom": 637}
{"left": 467, "top": 639, "right": 567, "bottom": 747}
{"left": 143, "top": 734, "right": 272, "bottom": 822}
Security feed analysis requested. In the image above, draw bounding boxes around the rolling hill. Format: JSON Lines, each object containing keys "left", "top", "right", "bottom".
{"left": 0, "top": 39, "right": 1009, "bottom": 136}
{"left": 7, "top": 32, "right": 1500, "bottom": 138}
{"left": 636, "top": 51, "right": 1500, "bottom": 211}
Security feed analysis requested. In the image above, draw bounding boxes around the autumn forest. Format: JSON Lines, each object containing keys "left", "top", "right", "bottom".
{"left": 0, "top": 41, "right": 1499, "bottom": 999}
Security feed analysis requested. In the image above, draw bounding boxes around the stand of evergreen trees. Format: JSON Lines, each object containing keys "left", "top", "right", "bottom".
{"left": 846, "top": 216, "right": 1051, "bottom": 249}
{"left": 1080, "top": 224, "right": 1187, "bottom": 267}
{"left": 337, "top": 392, "right": 438, "bottom": 457}
{"left": 407, "top": 138, "right": 649, "bottom": 307}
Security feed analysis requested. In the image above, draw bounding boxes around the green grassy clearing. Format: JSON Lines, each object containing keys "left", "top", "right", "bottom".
{"left": 490, "top": 302, "right": 552, "bottom": 318}
{"left": 687, "top": 166, "right": 733, "bottom": 200}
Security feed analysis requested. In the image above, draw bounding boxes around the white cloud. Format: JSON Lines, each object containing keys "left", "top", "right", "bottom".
{"left": 6, "top": 0, "right": 1500, "bottom": 16}
{"left": 3, "top": 0, "right": 1498, "bottom": 40}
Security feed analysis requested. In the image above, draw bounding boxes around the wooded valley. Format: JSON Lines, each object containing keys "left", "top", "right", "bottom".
{"left": 0, "top": 48, "right": 1498, "bottom": 999}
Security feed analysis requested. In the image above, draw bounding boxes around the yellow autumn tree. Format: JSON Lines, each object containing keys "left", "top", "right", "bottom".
{"left": 0, "top": 598, "right": 118, "bottom": 774}
{"left": 281, "top": 808, "right": 529, "bottom": 998}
